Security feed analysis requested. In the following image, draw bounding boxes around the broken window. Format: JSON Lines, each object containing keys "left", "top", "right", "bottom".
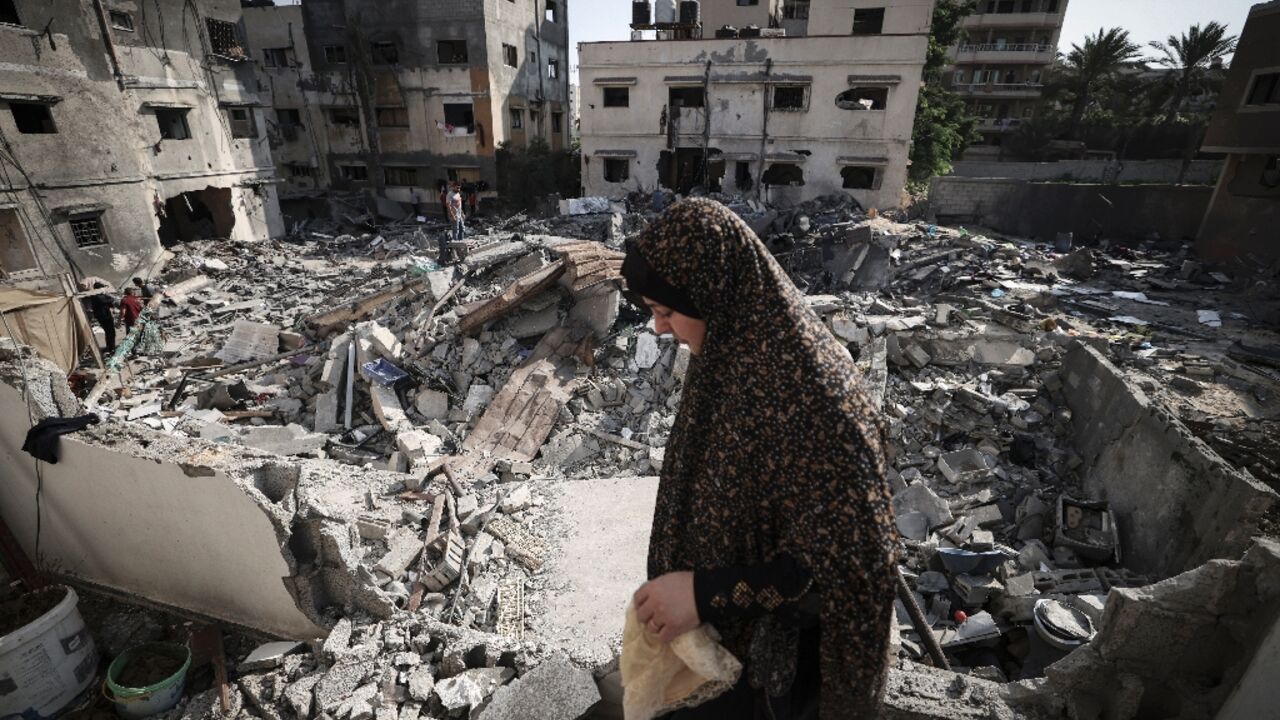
{"left": 841, "top": 166, "right": 878, "bottom": 189}
{"left": 205, "top": 18, "right": 244, "bottom": 60}
{"left": 1046, "top": 0, "right": 1059, "bottom": 11}
{"left": 510, "top": 108, "right": 524, "bottom": 129}
{"left": 9, "top": 102, "right": 56, "bottom": 134}
{"left": 371, "top": 41, "right": 399, "bottom": 65}
{"left": 0, "top": 208, "right": 37, "bottom": 275}
{"left": 551, "top": 111, "right": 563, "bottom": 133}
{"left": 227, "top": 107, "right": 257, "bottom": 138}
{"left": 263, "top": 48, "right": 288, "bottom": 67}
{"left": 603, "top": 158, "right": 630, "bottom": 183}
{"left": 529, "top": 49, "right": 537, "bottom": 65}
{"left": 339, "top": 165, "right": 368, "bottom": 181}
{"left": 324, "top": 45, "right": 347, "bottom": 64}
{"left": 737, "top": 0, "right": 760, "bottom": 5}
{"left": 154, "top": 107, "right": 191, "bottom": 140}
{"left": 548, "top": 59, "right": 560, "bottom": 79}
{"left": 109, "top": 10, "right": 134, "bottom": 31}
{"left": 329, "top": 107, "right": 360, "bottom": 127}
{"left": 69, "top": 213, "right": 108, "bottom": 248}
{"left": 773, "top": 85, "right": 808, "bottom": 111}
{"left": 603, "top": 86, "right": 630, "bottom": 107}
{"left": 669, "top": 86, "right": 705, "bottom": 109}
{"left": 837, "top": 87, "right": 888, "bottom": 110}
{"left": 287, "top": 164, "right": 316, "bottom": 178}
{"left": 735, "top": 161, "right": 753, "bottom": 191}
{"left": 376, "top": 106, "right": 410, "bottom": 128}
{"left": 504, "top": 44, "right": 518, "bottom": 67}
{"left": 442, "top": 103, "right": 475, "bottom": 133}
{"left": 545, "top": 0, "right": 558, "bottom": 22}
{"left": 438, "top": 40, "right": 469, "bottom": 65}
{"left": 852, "top": 8, "right": 884, "bottom": 35}
{"left": 384, "top": 167, "right": 418, "bottom": 187}
{"left": 762, "top": 163, "right": 804, "bottom": 186}
{"left": 0, "top": 0, "right": 20, "bottom": 25}
{"left": 1246, "top": 72, "right": 1280, "bottom": 106}
{"left": 276, "top": 108, "right": 302, "bottom": 128}
{"left": 783, "top": 0, "right": 810, "bottom": 19}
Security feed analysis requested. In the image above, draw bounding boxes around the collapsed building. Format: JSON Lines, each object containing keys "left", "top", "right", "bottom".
{"left": 0, "top": 0, "right": 284, "bottom": 289}
{"left": 241, "top": 0, "right": 572, "bottom": 216}
{"left": 2, "top": 182, "right": 1280, "bottom": 718}
{"left": 577, "top": 0, "right": 931, "bottom": 207}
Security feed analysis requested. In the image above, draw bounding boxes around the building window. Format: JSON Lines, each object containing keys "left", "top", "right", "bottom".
{"left": 324, "top": 45, "right": 347, "bottom": 64}
{"left": 371, "top": 41, "right": 399, "bottom": 65}
{"left": 737, "top": 0, "right": 760, "bottom": 5}
{"left": 339, "top": 165, "right": 369, "bottom": 182}
{"left": 9, "top": 102, "right": 57, "bottom": 134}
{"left": 0, "top": 208, "right": 36, "bottom": 275}
{"left": 1046, "top": 0, "right": 1060, "bottom": 11}
{"left": 545, "top": 0, "right": 558, "bottom": 22}
{"left": 504, "top": 44, "right": 518, "bottom": 67}
{"left": 773, "top": 85, "right": 808, "bottom": 111}
{"left": 836, "top": 87, "right": 888, "bottom": 110}
{"left": 1021, "top": 0, "right": 1033, "bottom": 11}
{"left": 287, "top": 164, "right": 316, "bottom": 179}
{"left": 438, "top": 40, "right": 469, "bottom": 64}
{"left": 1246, "top": 72, "right": 1280, "bottom": 106}
{"left": 0, "top": 0, "right": 20, "bottom": 25}
{"left": 376, "top": 106, "right": 410, "bottom": 128}
{"left": 510, "top": 107, "right": 524, "bottom": 129}
{"left": 551, "top": 111, "right": 563, "bottom": 133}
{"left": 841, "top": 166, "right": 878, "bottom": 189}
{"left": 384, "top": 167, "right": 418, "bottom": 187}
{"left": 548, "top": 59, "right": 560, "bottom": 79}
{"left": 154, "top": 107, "right": 190, "bottom": 139}
{"left": 530, "top": 108, "right": 541, "bottom": 129}
{"left": 669, "top": 86, "right": 705, "bottom": 108}
{"left": 276, "top": 108, "right": 302, "bottom": 128}
{"left": 604, "top": 158, "right": 630, "bottom": 183}
{"left": 762, "top": 163, "right": 804, "bottom": 186}
{"left": 954, "top": 70, "right": 967, "bottom": 84}
{"left": 603, "top": 86, "right": 630, "bottom": 107}
{"left": 69, "top": 213, "right": 108, "bottom": 249}
{"left": 329, "top": 107, "right": 360, "bottom": 127}
{"left": 442, "top": 103, "right": 475, "bottom": 133}
{"left": 852, "top": 8, "right": 885, "bottom": 35}
{"left": 735, "top": 161, "right": 753, "bottom": 191}
{"left": 205, "top": 18, "right": 244, "bottom": 59}
{"left": 227, "top": 107, "right": 257, "bottom": 138}
{"left": 1262, "top": 155, "right": 1280, "bottom": 188}
{"left": 109, "top": 10, "right": 134, "bottom": 31}
{"left": 783, "top": 0, "right": 810, "bottom": 19}
{"left": 263, "top": 48, "right": 289, "bottom": 67}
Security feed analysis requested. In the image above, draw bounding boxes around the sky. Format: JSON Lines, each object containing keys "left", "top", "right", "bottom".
{"left": 568, "top": 0, "right": 1260, "bottom": 79}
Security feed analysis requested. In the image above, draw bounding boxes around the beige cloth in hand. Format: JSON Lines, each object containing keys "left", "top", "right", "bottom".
{"left": 620, "top": 601, "right": 743, "bottom": 720}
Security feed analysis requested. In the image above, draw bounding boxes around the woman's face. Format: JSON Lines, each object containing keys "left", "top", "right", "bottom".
{"left": 643, "top": 298, "right": 707, "bottom": 355}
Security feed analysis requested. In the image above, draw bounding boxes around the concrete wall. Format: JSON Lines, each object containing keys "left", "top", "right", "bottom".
{"left": 579, "top": 32, "right": 930, "bottom": 208}
{"left": 1196, "top": 152, "right": 1280, "bottom": 264}
{"left": 807, "top": 0, "right": 935, "bottom": 35}
{"left": 1059, "top": 344, "right": 1276, "bottom": 578}
{"left": 928, "top": 176, "right": 1213, "bottom": 242}
{"left": 949, "top": 159, "right": 1223, "bottom": 185}
{"left": 0, "top": 0, "right": 283, "bottom": 286}
{"left": 1202, "top": 2, "right": 1280, "bottom": 155}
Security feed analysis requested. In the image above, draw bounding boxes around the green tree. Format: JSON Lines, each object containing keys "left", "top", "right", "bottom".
{"left": 1148, "top": 21, "right": 1237, "bottom": 123}
{"left": 908, "top": 0, "right": 978, "bottom": 185}
{"left": 1060, "top": 28, "right": 1143, "bottom": 139}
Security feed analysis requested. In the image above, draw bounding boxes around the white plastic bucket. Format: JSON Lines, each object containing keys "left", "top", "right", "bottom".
{"left": 0, "top": 585, "right": 99, "bottom": 719}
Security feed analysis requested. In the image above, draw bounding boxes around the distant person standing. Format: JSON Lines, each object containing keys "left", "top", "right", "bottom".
{"left": 85, "top": 281, "right": 118, "bottom": 354}
{"left": 439, "top": 181, "right": 465, "bottom": 265}
{"left": 462, "top": 181, "right": 478, "bottom": 217}
{"left": 120, "top": 287, "right": 143, "bottom": 336}
{"left": 437, "top": 180, "right": 449, "bottom": 218}
{"left": 131, "top": 277, "right": 156, "bottom": 300}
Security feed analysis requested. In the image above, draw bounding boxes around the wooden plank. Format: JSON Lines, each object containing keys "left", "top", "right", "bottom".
{"left": 458, "top": 261, "right": 566, "bottom": 335}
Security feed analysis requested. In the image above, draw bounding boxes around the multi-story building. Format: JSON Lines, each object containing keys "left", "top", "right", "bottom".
{"left": 1197, "top": 0, "right": 1280, "bottom": 262}
{"left": 242, "top": 0, "right": 572, "bottom": 213}
{"left": 577, "top": 0, "right": 934, "bottom": 209}
{"left": 0, "top": 0, "right": 282, "bottom": 288}
{"left": 946, "top": 0, "right": 1069, "bottom": 156}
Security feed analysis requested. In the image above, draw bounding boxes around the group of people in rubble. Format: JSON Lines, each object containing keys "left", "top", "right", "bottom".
{"left": 80, "top": 276, "right": 156, "bottom": 356}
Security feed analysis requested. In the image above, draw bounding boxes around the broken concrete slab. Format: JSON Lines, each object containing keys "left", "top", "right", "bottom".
{"left": 241, "top": 424, "right": 328, "bottom": 456}
{"left": 415, "top": 388, "right": 449, "bottom": 420}
{"left": 634, "top": 333, "right": 660, "bottom": 369}
{"left": 892, "top": 482, "right": 953, "bottom": 534}
{"left": 476, "top": 655, "right": 601, "bottom": 720}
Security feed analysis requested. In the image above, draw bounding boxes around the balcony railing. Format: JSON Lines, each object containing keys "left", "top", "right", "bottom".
{"left": 954, "top": 82, "right": 1045, "bottom": 95}
{"left": 957, "top": 43, "right": 1051, "bottom": 53}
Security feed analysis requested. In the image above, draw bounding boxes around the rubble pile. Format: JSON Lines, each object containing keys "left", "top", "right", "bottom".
{"left": 36, "top": 194, "right": 1278, "bottom": 718}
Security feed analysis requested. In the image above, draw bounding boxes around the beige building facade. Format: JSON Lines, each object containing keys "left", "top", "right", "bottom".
{"left": 579, "top": 0, "right": 934, "bottom": 209}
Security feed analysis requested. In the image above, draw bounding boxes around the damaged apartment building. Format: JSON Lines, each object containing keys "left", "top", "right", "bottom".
{"left": 0, "top": 0, "right": 283, "bottom": 288}
{"left": 577, "top": 0, "right": 932, "bottom": 208}
{"left": 241, "top": 0, "right": 572, "bottom": 215}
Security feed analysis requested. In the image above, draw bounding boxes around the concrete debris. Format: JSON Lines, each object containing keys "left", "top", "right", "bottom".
{"left": 477, "top": 655, "right": 601, "bottom": 720}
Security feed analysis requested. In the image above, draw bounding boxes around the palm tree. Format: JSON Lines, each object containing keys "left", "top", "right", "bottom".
{"left": 1148, "top": 22, "right": 1237, "bottom": 123}
{"left": 1060, "top": 28, "right": 1144, "bottom": 139}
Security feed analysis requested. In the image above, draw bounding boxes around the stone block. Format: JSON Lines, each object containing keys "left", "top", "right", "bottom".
{"left": 463, "top": 384, "right": 495, "bottom": 419}
{"left": 635, "top": 333, "right": 660, "bottom": 369}
{"left": 476, "top": 656, "right": 601, "bottom": 720}
{"left": 372, "top": 384, "right": 411, "bottom": 434}
{"left": 892, "top": 483, "right": 953, "bottom": 530}
{"left": 415, "top": 388, "right": 449, "bottom": 420}
{"left": 241, "top": 424, "right": 328, "bottom": 456}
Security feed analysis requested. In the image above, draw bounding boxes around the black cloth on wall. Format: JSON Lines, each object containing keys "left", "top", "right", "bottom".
{"left": 22, "top": 414, "right": 101, "bottom": 464}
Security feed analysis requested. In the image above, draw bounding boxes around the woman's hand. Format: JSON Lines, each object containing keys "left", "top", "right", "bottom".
{"left": 633, "top": 571, "right": 699, "bottom": 643}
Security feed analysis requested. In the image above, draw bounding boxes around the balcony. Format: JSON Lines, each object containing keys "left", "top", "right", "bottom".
{"left": 953, "top": 82, "right": 1045, "bottom": 99}
{"left": 961, "top": 12, "right": 1063, "bottom": 28}
{"left": 953, "top": 43, "right": 1054, "bottom": 64}
{"left": 975, "top": 117, "right": 1025, "bottom": 133}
